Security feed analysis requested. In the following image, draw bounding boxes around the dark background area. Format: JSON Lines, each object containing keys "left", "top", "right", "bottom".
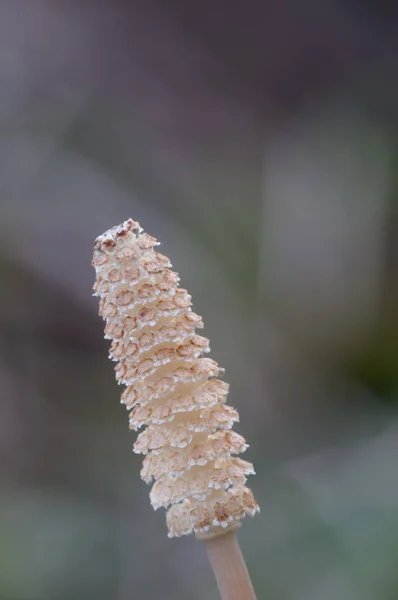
{"left": 0, "top": 1, "right": 397, "bottom": 598}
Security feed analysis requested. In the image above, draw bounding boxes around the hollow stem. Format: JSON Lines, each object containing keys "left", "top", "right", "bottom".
{"left": 205, "top": 531, "right": 257, "bottom": 600}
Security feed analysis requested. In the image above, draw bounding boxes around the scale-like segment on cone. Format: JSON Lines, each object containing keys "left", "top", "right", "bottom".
{"left": 92, "top": 218, "right": 259, "bottom": 538}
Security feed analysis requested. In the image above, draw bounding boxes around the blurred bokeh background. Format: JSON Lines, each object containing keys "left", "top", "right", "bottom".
{"left": 1, "top": 1, "right": 398, "bottom": 599}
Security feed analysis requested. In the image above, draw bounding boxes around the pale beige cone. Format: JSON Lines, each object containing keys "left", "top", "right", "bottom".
{"left": 92, "top": 219, "right": 259, "bottom": 538}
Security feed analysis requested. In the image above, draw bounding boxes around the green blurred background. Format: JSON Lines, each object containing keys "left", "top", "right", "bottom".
{"left": 0, "top": 1, "right": 397, "bottom": 599}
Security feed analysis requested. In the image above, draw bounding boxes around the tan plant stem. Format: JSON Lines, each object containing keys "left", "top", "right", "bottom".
{"left": 205, "top": 531, "right": 257, "bottom": 600}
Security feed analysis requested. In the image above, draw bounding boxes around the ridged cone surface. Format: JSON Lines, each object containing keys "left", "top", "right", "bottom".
{"left": 92, "top": 219, "right": 259, "bottom": 538}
